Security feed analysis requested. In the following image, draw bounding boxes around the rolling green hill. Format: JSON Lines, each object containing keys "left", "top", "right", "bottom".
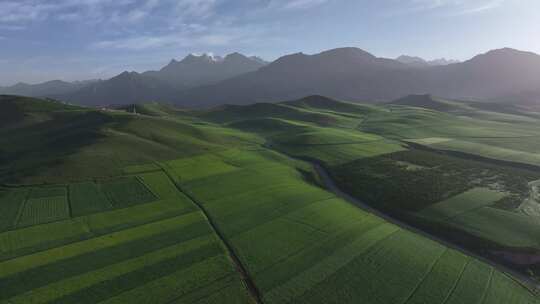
{"left": 1, "top": 95, "right": 540, "bottom": 303}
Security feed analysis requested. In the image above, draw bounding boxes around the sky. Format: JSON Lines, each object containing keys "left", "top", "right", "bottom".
{"left": 0, "top": 0, "right": 539, "bottom": 85}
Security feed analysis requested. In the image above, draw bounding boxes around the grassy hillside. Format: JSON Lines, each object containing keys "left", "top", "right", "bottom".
{"left": 200, "top": 95, "right": 540, "bottom": 285}
{"left": 0, "top": 95, "right": 81, "bottom": 128}
{"left": 1, "top": 95, "right": 540, "bottom": 303}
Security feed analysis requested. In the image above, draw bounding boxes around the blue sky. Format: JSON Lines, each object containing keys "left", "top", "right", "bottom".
{"left": 0, "top": 0, "right": 539, "bottom": 85}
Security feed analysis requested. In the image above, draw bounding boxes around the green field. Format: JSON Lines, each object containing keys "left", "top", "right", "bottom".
{"left": 0, "top": 189, "right": 28, "bottom": 232}
{"left": 419, "top": 188, "right": 507, "bottom": 220}
{"left": 1, "top": 95, "right": 540, "bottom": 303}
{"left": 69, "top": 182, "right": 112, "bottom": 217}
{"left": 100, "top": 177, "right": 157, "bottom": 208}
{"left": 169, "top": 149, "right": 539, "bottom": 303}
{"left": 17, "top": 194, "right": 70, "bottom": 228}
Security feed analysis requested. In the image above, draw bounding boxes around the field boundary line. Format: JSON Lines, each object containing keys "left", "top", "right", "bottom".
{"left": 272, "top": 146, "right": 540, "bottom": 295}
{"left": 479, "top": 267, "right": 495, "bottom": 304}
{"left": 253, "top": 219, "right": 385, "bottom": 283}
{"left": 402, "top": 248, "right": 448, "bottom": 304}
{"left": 441, "top": 258, "right": 471, "bottom": 304}
{"left": 157, "top": 162, "right": 264, "bottom": 304}
{"left": 135, "top": 175, "right": 160, "bottom": 201}
{"left": 265, "top": 225, "right": 400, "bottom": 304}
{"left": 164, "top": 273, "right": 237, "bottom": 304}
{"left": 13, "top": 189, "right": 31, "bottom": 228}
{"left": 66, "top": 185, "right": 73, "bottom": 219}
{"left": 1, "top": 208, "right": 195, "bottom": 263}
{"left": 228, "top": 196, "right": 336, "bottom": 239}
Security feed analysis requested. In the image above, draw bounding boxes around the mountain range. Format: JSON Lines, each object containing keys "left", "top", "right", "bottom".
{"left": 142, "top": 53, "right": 266, "bottom": 88}
{"left": 0, "top": 53, "right": 266, "bottom": 106}
{"left": 177, "top": 47, "right": 540, "bottom": 107}
{"left": 396, "top": 55, "right": 460, "bottom": 68}
{"left": 0, "top": 80, "right": 96, "bottom": 97}
{"left": 2, "top": 47, "right": 540, "bottom": 107}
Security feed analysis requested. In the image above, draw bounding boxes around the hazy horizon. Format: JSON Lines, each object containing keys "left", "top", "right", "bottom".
{"left": 1, "top": 0, "right": 539, "bottom": 85}
{"left": 0, "top": 46, "right": 524, "bottom": 86}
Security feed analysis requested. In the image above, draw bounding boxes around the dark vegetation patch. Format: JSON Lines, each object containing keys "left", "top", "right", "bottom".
{"left": 330, "top": 149, "right": 540, "bottom": 212}
{"left": 69, "top": 182, "right": 113, "bottom": 217}
{"left": 0, "top": 98, "right": 25, "bottom": 127}
{"left": 0, "top": 111, "right": 112, "bottom": 184}
{"left": 0, "top": 95, "right": 82, "bottom": 128}
{"left": 100, "top": 177, "right": 157, "bottom": 208}
{"left": 0, "top": 189, "right": 28, "bottom": 232}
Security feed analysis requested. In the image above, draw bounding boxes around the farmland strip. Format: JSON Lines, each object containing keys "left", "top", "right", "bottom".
{"left": 169, "top": 275, "right": 251, "bottom": 304}
{"left": 401, "top": 248, "right": 448, "bottom": 304}
{"left": 263, "top": 224, "right": 399, "bottom": 303}
{"left": 441, "top": 259, "right": 471, "bottom": 304}
{"left": 479, "top": 268, "right": 495, "bottom": 304}
{"left": 159, "top": 163, "right": 264, "bottom": 304}
{"left": 5, "top": 235, "right": 217, "bottom": 304}
{"left": 0, "top": 216, "right": 210, "bottom": 300}
{"left": 255, "top": 219, "right": 384, "bottom": 292}
{"left": 53, "top": 242, "right": 222, "bottom": 304}
{"left": 0, "top": 212, "right": 201, "bottom": 279}
{"left": 96, "top": 255, "right": 235, "bottom": 304}
{"left": 0, "top": 199, "right": 191, "bottom": 261}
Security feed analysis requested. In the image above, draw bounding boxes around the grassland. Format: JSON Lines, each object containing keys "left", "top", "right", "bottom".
{"left": 1, "top": 95, "right": 540, "bottom": 303}
{"left": 69, "top": 182, "right": 112, "bottom": 217}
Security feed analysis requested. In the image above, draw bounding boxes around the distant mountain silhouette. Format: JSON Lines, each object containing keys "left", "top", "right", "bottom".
{"left": 423, "top": 48, "right": 540, "bottom": 102}
{"left": 58, "top": 52, "right": 266, "bottom": 105}
{"left": 0, "top": 80, "right": 96, "bottom": 98}
{"left": 142, "top": 52, "right": 266, "bottom": 87}
{"left": 6, "top": 47, "right": 540, "bottom": 107}
{"left": 176, "top": 47, "right": 415, "bottom": 107}
{"left": 60, "top": 72, "right": 181, "bottom": 106}
{"left": 175, "top": 47, "right": 540, "bottom": 107}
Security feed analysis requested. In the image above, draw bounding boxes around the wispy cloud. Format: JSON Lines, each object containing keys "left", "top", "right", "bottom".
{"left": 175, "top": 0, "right": 218, "bottom": 19}
{"left": 388, "top": 0, "right": 505, "bottom": 16}
{"left": 268, "top": 0, "right": 330, "bottom": 10}
{"left": 92, "top": 27, "right": 260, "bottom": 51}
{"left": 456, "top": 0, "right": 504, "bottom": 15}
{"left": 0, "top": 0, "right": 138, "bottom": 25}
{"left": 89, "top": 0, "right": 304, "bottom": 51}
